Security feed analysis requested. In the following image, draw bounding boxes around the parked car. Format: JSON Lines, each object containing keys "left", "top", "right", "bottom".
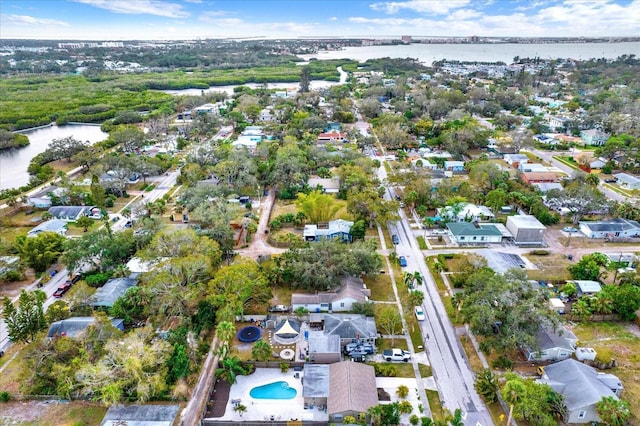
{"left": 53, "top": 283, "right": 71, "bottom": 298}
{"left": 70, "top": 274, "right": 81, "bottom": 284}
{"left": 392, "top": 234, "right": 399, "bottom": 245}
{"left": 399, "top": 256, "right": 407, "bottom": 267}
{"left": 414, "top": 306, "right": 426, "bottom": 321}
{"left": 268, "top": 305, "right": 290, "bottom": 313}
{"left": 344, "top": 342, "right": 375, "bottom": 355}
{"left": 124, "top": 220, "right": 133, "bottom": 228}
{"left": 383, "top": 348, "right": 411, "bottom": 362}
{"left": 563, "top": 227, "right": 578, "bottom": 233}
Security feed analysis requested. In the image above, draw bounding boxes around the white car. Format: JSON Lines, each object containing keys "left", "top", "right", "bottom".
{"left": 414, "top": 306, "right": 426, "bottom": 321}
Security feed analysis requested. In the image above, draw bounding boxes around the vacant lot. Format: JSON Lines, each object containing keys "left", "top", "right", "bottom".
{"left": 524, "top": 252, "right": 572, "bottom": 282}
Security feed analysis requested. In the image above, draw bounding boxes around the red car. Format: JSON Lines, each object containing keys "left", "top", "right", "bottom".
{"left": 53, "top": 283, "right": 71, "bottom": 298}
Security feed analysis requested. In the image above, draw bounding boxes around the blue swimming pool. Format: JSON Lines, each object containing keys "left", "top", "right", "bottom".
{"left": 250, "top": 381, "right": 297, "bottom": 399}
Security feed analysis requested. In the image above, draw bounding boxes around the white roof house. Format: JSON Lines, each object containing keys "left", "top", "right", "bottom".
{"left": 28, "top": 219, "right": 68, "bottom": 237}
{"left": 613, "top": 173, "right": 640, "bottom": 190}
{"left": 308, "top": 177, "right": 340, "bottom": 194}
{"left": 437, "top": 203, "right": 495, "bottom": 222}
{"left": 303, "top": 219, "right": 353, "bottom": 242}
{"left": 570, "top": 280, "right": 602, "bottom": 296}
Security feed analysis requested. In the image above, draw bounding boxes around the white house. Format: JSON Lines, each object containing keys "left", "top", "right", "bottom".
{"left": 26, "top": 186, "right": 65, "bottom": 208}
{"left": 503, "top": 153, "right": 529, "bottom": 167}
{"left": 446, "top": 222, "right": 503, "bottom": 244}
{"left": 308, "top": 177, "right": 340, "bottom": 194}
{"left": 523, "top": 325, "right": 577, "bottom": 362}
{"left": 579, "top": 218, "right": 640, "bottom": 239}
{"left": 28, "top": 219, "right": 68, "bottom": 237}
{"left": 538, "top": 359, "right": 623, "bottom": 424}
{"left": 613, "top": 173, "right": 640, "bottom": 190}
{"left": 518, "top": 163, "right": 549, "bottom": 173}
{"left": 581, "top": 129, "right": 609, "bottom": 146}
{"left": 291, "top": 276, "right": 370, "bottom": 313}
{"left": 437, "top": 203, "right": 495, "bottom": 222}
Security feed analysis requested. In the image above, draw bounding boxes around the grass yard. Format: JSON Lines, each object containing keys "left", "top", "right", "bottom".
{"left": 459, "top": 334, "right": 485, "bottom": 373}
{"left": 524, "top": 252, "right": 572, "bottom": 282}
{"left": 269, "top": 285, "right": 295, "bottom": 307}
{"left": 426, "top": 390, "right": 445, "bottom": 421}
{"left": 0, "top": 400, "right": 108, "bottom": 426}
{"left": 378, "top": 338, "right": 408, "bottom": 352}
{"left": 375, "top": 304, "right": 403, "bottom": 335}
{"left": 572, "top": 321, "right": 640, "bottom": 422}
{"left": 363, "top": 274, "right": 394, "bottom": 302}
{"left": 416, "top": 236, "right": 428, "bottom": 250}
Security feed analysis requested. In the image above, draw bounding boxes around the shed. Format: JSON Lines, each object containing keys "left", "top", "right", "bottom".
{"left": 548, "top": 298, "right": 565, "bottom": 314}
{"left": 571, "top": 280, "right": 602, "bottom": 296}
{"left": 506, "top": 215, "right": 546, "bottom": 244}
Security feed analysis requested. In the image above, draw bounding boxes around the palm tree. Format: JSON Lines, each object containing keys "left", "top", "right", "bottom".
{"left": 502, "top": 378, "right": 526, "bottom": 425}
{"left": 251, "top": 340, "right": 272, "bottom": 361}
{"left": 596, "top": 396, "right": 630, "bottom": 426}
{"left": 233, "top": 403, "right": 247, "bottom": 417}
{"left": 570, "top": 299, "right": 592, "bottom": 322}
{"left": 215, "top": 356, "right": 246, "bottom": 385}
{"left": 474, "top": 369, "right": 499, "bottom": 403}
{"left": 592, "top": 294, "right": 614, "bottom": 321}
{"left": 367, "top": 404, "right": 385, "bottom": 426}
{"left": 408, "top": 290, "right": 425, "bottom": 307}
{"left": 216, "top": 321, "right": 236, "bottom": 359}
{"left": 404, "top": 272, "right": 416, "bottom": 289}
{"left": 448, "top": 408, "right": 464, "bottom": 426}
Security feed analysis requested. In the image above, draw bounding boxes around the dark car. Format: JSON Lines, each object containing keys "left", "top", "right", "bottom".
{"left": 124, "top": 220, "right": 133, "bottom": 228}
{"left": 392, "top": 234, "right": 399, "bottom": 245}
{"left": 399, "top": 256, "right": 407, "bottom": 267}
{"left": 53, "top": 283, "right": 71, "bottom": 298}
{"left": 70, "top": 274, "right": 81, "bottom": 284}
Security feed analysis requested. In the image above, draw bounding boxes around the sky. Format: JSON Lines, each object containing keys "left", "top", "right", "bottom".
{"left": 1, "top": 0, "right": 639, "bottom": 40}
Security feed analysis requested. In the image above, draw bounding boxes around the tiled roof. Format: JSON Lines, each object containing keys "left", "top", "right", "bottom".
{"left": 328, "top": 362, "right": 377, "bottom": 415}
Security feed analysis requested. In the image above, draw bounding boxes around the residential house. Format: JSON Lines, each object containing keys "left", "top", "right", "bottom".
{"left": 538, "top": 359, "right": 623, "bottom": 424}
{"left": 613, "top": 173, "right": 640, "bottom": 190}
{"left": 327, "top": 361, "right": 378, "bottom": 423}
{"left": 47, "top": 205, "right": 96, "bottom": 222}
{"left": 579, "top": 218, "right": 640, "bottom": 239}
{"left": 547, "top": 115, "right": 570, "bottom": 130}
{"left": 321, "top": 313, "right": 377, "bottom": 347}
{"left": 27, "top": 219, "right": 68, "bottom": 237}
{"left": 534, "top": 134, "right": 559, "bottom": 145}
{"left": 317, "top": 131, "right": 347, "bottom": 145}
{"left": 100, "top": 404, "right": 180, "bottom": 426}
{"left": 291, "top": 275, "right": 371, "bottom": 313}
{"left": 532, "top": 182, "right": 564, "bottom": 193}
{"left": 589, "top": 159, "right": 606, "bottom": 170}
{"left": 308, "top": 177, "right": 340, "bottom": 194}
{"left": 581, "top": 129, "right": 609, "bottom": 146}
{"left": 47, "top": 317, "right": 124, "bottom": 339}
{"left": 26, "top": 185, "right": 65, "bottom": 208}
{"left": 518, "top": 163, "right": 549, "bottom": 173}
{"left": 446, "top": 222, "right": 503, "bottom": 244}
{"left": 437, "top": 203, "right": 495, "bottom": 222}
{"left": 443, "top": 160, "right": 465, "bottom": 172}
{"left": 303, "top": 219, "right": 353, "bottom": 242}
{"left": 503, "top": 153, "right": 529, "bottom": 168}
{"left": 571, "top": 280, "right": 602, "bottom": 296}
{"left": 303, "top": 364, "right": 330, "bottom": 408}
{"left": 523, "top": 325, "right": 577, "bottom": 362}
{"left": 506, "top": 215, "right": 546, "bottom": 244}
{"left": 307, "top": 332, "right": 342, "bottom": 364}
{"left": 522, "top": 171, "right": 558, "bottom": 185}
{"left": 232, "top": 126, "right": 263, "bottom": 151}
{"left": 90, "top": 277, "right": 137, "bottom": 308}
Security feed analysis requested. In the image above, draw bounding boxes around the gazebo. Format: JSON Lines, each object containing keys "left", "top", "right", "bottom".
{"left": 273, "top": 319, "right": 300, "bottom": 344}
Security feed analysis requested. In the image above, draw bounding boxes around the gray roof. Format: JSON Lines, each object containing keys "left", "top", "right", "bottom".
{"left": 613, "top": 172, "right": 640, "bottom": 184}
{"left": 446, "top": 222, "right": 502, "bottom": 237}
{"left": 571, "top": 280, "right": 602, "bottom": 293}
{"left": 580, "top": 218, "right": 640, "bottom": 233}
{"left": 323, "top": 314, "right": 377, "bottom": 340}
{"left": 532, "top": 182, "right": 564, "bottom": 192}
{"left": 100, "top": 404, "right": 180, "bottom": 426}
{"left": 48, "top": 205, "right": 92, "bottom": 219}
{"left": 539, "top": 359, "right": 623, "bottom": 411}
{"left": 328, "top": 362, "right": 377, "bottom": 415}
{"left": 303, "top": 364, "right": 330, "bottom": 398}
{"left": 535, "top": 325, "right": 577, "bottom": 352}
{"left": 47, "top": 317, "right": 124, "bottom": 338}
{"left": 28, "top": 219, "right": 67, "bottom": 237}
{"left": 91, "top": 277, "right": 138, "bottom": 307}
{"left": 309, "top": 331, "right": 341, "bottom": 355}
{"left": 292, "top": 275, "right": 370, "bottom": 305}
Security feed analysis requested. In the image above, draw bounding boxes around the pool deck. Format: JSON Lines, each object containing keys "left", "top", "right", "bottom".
{"left": 207, "top": 367, "right": 436, "bottom": 423}
{"left": 209, "top": 368, "right": 328, "bottom": 422}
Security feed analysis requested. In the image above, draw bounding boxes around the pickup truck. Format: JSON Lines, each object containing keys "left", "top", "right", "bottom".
{"left": 344, "top": 342, "right": 375, "bottom": 355}
{"left": 383, "top": 348, "right": 411, "bottom": 362}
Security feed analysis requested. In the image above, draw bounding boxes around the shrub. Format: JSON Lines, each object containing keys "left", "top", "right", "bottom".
{"left": 436, "top": 254, "right": 449, "bottom": 271}
{"left": 396, "top": 385, "right": 409, "bottom": 399}
{"left": 85, "top": 271, "right": 112, "bottom": 287}
{"left": 530, "top": 249, "right": 550, "bottom": 256}
{"left": 0, "top": 391, "right": 10, "bottom": 402}
{"left": 374, "top": 363, "right": 398, "bottom": 377}
{"left": 491, "top": 355, "right": 513, "bottom": 370}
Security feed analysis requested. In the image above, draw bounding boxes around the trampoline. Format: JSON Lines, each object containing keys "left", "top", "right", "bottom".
{"left": 238, "top": 326, "right": 261, "bottom": 342}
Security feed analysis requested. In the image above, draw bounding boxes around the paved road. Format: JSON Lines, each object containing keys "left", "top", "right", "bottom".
{"left": 376, "top": 158, "right": 493, "bottom": 425}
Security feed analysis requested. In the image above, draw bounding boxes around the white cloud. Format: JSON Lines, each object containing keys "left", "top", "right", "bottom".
{"left": 72, "top": 0, "right": 189, "bottom": 18}
{"left": 370, "top": 0, "right": 470, "bottom": 15}
{"left": 7, "top": 14, "right": 68, "bottom": 26}
{"left": 330, "top": 16, "right": 338, "bottom": 21}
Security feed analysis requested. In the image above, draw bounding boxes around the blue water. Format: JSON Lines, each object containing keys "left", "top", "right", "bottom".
{"left": 250, "top": 381, "right": 297, "bottom": 400}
